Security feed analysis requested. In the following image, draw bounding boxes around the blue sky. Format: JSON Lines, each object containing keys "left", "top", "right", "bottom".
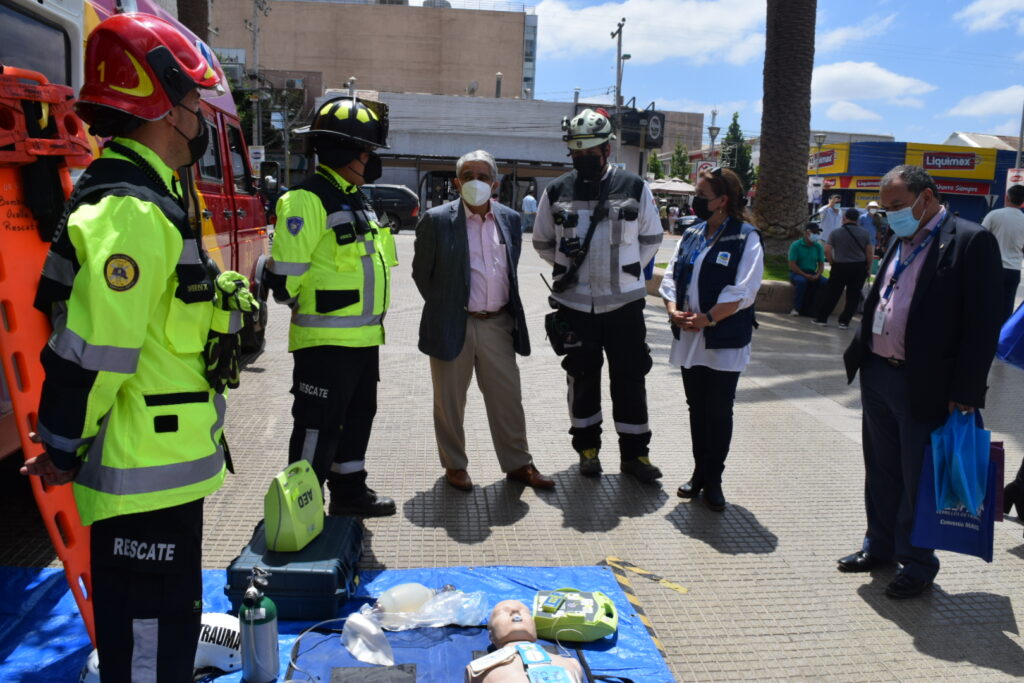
{"left": 531, "top": 0, "right": 1024, "bottom": 148}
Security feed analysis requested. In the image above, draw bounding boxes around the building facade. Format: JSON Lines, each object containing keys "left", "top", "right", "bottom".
{"left": 204, "top": 0, "right": 536, "bottom": 99}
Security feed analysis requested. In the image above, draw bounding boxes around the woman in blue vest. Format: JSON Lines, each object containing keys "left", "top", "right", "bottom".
{"left": 659, "top": 167, "right": 764, "bottom": 511}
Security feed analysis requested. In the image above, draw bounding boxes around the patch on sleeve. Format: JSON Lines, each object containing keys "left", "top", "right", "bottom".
{"left": 104, "top": 254, "right": 139, "bottom": 291}
{"left": 286, "top": 216, "right": 304, "bottom": 236}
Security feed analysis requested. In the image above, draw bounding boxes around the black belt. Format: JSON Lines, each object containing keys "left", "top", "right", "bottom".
{"left": 874, "top": 353, "right": 905, "bottom": 368}
{"left": 468, "top": 307, "right": 506, "bottom": 320}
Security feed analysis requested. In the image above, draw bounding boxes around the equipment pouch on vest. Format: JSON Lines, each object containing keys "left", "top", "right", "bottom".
{"left": 544, "top": 308, "right": 582, "bottom": 356}
{"left": 332, "top": 222, "right": 358, "bottom": 246}
{"left": 615, "top": 198, "right": 639, "bottom": 221}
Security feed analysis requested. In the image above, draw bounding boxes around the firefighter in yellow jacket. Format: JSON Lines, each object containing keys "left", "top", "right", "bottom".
{"left": 264, "top": 96, "right": 398, "bottom": 516}
{"left": 21, "top": 14, "right": 257, "bottom": 682}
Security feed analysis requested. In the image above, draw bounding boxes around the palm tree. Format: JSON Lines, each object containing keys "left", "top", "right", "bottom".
{"left": 753, "top": 0, "right": 817, "bottom": 238}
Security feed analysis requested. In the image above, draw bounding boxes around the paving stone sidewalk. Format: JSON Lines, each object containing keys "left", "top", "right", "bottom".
{"left": 4, "top": 233, "right": 1023, "bottom": 681}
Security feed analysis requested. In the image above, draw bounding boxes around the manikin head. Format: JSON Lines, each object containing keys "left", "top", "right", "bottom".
{"left": 488, "top": 600, "right": 537, "bottom": 648}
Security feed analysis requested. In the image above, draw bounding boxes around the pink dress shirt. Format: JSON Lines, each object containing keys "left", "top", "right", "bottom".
{"left": 465, "top": 202, "right": 510, "bottom": 313}
{"left": 870, "top": 207, "right": 946, "bottom": 360}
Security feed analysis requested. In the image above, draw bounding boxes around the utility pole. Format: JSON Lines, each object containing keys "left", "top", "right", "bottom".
{"left": 1017, "top": 97, "right": 1024, "bottom": 169}
{"left": 244, "top": 0, "right": 271, "bottom": 146}
{"left": 612, "top": 18, "right": 625, "bottom": 165}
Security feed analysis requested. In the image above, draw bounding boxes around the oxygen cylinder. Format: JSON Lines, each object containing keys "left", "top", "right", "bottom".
{"left": 239, "top": 567, "right": 279, "bottom": 683}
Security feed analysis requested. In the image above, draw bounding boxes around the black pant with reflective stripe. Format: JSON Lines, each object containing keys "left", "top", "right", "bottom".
{"left": 289, "top": 345, "right": 379, "bottom": 497}
{"left": 559, "top": 299, "right": 653, "bottom": 459}
{"left": 90, "top": 499, "right": 203, "bottom": 682}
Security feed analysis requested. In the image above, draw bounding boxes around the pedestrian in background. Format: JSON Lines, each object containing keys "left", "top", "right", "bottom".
{"left": 814, "top": 208, "right": 872, "bottom": 329}
{"left": 839, "top": 165, "right": 1002, "bottom": 599}
{"left": 981, "top": 184, "right": 1024, "bottom": 322}
{"left": 787, "top": 223, "right": 827, "bottom": 316}
{"left": 818, "top": 194, "right": 843, "bottom": 242}
{"left": 659, "top": 167, "right": 764, "bottom": 511}
{"left": 521, "top": 189, "right": 537, "bottom": 233}
{"left": 412, "top": 150, "right": 553, "bottom": 492}
{"left": 858, "top": 202, "right": 879, "bottom": 248}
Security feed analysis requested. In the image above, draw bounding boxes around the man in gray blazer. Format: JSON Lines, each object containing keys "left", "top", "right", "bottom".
{"left": 412, "top": 150, "right": 554, "bottom": 491}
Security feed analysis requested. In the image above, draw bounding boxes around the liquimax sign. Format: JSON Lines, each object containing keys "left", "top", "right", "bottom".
{"left": 807, "top": 143, "right": 849, "bottom": 175}
{"left": 904, "top": 143, "right": 996, "bottom": 179}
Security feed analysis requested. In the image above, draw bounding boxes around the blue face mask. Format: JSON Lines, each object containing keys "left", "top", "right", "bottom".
{"left": 887, "top": 193, "right": 923, "bottom": 238}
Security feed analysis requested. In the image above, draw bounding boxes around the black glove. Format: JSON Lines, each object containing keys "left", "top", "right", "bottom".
{"left": 203, "top": 331, "right": 241, "bottom": 394}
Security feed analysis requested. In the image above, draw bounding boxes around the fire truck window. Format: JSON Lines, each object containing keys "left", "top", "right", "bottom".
{"left": 0, "top": 3, "right": 70, "bottom": 86}
{"left": 227, "top": 126, "right": 254, "bottom": 195}
{"left": 197, "top": 120, "right": 222, "bottom": 181}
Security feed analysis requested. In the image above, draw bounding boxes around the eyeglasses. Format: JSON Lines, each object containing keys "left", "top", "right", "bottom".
{"left": 708, "top": 166, "right": 723, "bottom": 177}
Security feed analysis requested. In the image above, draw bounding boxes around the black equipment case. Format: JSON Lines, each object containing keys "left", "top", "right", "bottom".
{"left": 225, "top": 515, "right": 363, "bottom": 620}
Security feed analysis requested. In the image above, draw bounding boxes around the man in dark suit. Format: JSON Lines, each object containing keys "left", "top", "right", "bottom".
{"left": 412, "top": 150, "right": 554, "bottom": 492}
{"left": 839, "top": 165, "right": 1003, "bottom": 599}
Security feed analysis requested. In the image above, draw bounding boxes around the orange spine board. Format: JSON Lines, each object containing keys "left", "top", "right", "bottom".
{"left": 0, "top": 67, "right": 95, "bottom": 646}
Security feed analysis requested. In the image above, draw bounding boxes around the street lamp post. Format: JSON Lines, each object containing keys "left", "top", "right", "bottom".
{"left": 707, "top": 124, "right": 720, "bottom": 164}
{"left": 813, "top": 132, "right": 826, "bottom": 214}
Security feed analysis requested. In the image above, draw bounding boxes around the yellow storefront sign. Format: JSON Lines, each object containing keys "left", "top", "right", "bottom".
{"left": 855, "top": 192, "right": 881, "bottom": 208}
{"left": 808, "top": 143, "right": 849, "bottom": 175}
{"left": 904, "top": 143, "right": 996, "bottom": 180}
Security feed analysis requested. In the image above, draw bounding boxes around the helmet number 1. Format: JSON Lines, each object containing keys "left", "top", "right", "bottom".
{"left": 97, "top": 61, "right": 105, "bottom": 82}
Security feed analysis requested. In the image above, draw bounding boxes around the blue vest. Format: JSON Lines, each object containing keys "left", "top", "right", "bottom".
{"left": 673, "top": 217, "right": 760, "bottom": 349}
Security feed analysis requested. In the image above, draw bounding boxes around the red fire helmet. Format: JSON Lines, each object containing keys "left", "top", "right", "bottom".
{"left": 77, "top": 13, "right": 221, "bottom": 124}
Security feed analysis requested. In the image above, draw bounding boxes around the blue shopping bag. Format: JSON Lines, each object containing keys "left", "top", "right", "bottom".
{"left": 912, "top": 444, "right": 998, "bottom": 562}
{"left": 931, "top": 410, "right": 990, "bottom": 515}
{"left": 997, "top": 300, "right": 1024, "bottom": 370}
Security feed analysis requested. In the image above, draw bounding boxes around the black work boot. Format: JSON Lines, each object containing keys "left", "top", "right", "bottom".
{"left": 577, "top": 448, "right": 603, "bottom": 477}
{"left": 620, "top": 456, "right": 663, "bottom": 483}
{"left": 327, "top": 471, "right": 396, "bottom": 518}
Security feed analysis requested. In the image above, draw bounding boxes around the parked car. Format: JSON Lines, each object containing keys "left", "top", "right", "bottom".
{"left": 363, "top": 184, "right": 420, "bottom": 232}
{"left": 672, "top": 214, "right": 699, "bottom": 235}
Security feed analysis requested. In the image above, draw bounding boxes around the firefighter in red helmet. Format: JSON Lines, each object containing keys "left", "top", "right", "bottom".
{"left": 22, "top": 13, "right": 253, "bottom": 681}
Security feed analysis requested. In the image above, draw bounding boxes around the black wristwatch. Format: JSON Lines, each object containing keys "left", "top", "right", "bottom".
{"left": 705, "top": 311, "right": 717, "bottom": 327}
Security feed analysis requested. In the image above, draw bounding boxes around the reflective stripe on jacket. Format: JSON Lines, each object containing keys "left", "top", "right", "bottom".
{"left": 269, "top": 166, "right": 397, "bottom": 350}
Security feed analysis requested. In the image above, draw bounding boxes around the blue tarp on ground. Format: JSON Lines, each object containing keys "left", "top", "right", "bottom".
{"left": 0, "top": 565, "right": 674, "bottom": 682}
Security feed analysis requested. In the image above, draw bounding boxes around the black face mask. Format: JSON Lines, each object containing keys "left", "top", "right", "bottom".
{"left": 572, "top": 155, "right": 605, "bottom": 182}
{"left": 692, "top": 196, "right": 713, "bottom": 221}
{"left": 173, "top": 105, "right": 208, "bottom": 168}
{"left": 361, "top": 152, "right": 382, "bottom": 184}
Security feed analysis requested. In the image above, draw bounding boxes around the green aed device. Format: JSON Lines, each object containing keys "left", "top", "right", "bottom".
{"left": 531, "top": 587, "right": 618, "bottom": 642}
{"left": 264, "top": 460, "right": 324, "bottom": 552}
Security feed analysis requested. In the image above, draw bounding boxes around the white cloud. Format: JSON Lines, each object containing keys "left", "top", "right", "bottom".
{"left": 535, "top": 0, "right": 766, "bottom": 66}
{"left": 889, "top": 97, "right": 924, "bottom": 108}
{"left": 818, "top": 14, "right": 896, "bottom": 52}
{"left": 990, "top": 118, "right": 1020, "bottom": 135}
{"left": 826, "top": 101, "right": 882, "bottom": 121}
{"left": 812, "top": 62, "right": 936, "bottom": 103}
{"left": 653, "top": 98, "right": 749, "bottom": 118}
{"left": 954, "top": 0, "right": 1024, "bottom": 33}
{"left": 947, "top": 84, "right": 1024, "bottom": 116}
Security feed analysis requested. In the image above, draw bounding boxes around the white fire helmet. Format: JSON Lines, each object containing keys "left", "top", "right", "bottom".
{"left": 562, "top": 108, "right": 615, "bottom": 150}
{"left": 194, "top": 612, "right": 242, "bottom": 672}
{"left": 78, "top": 613, "right": 242, "bottom": 682}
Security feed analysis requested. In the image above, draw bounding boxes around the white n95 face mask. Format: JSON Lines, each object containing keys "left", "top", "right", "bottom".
{"left": 461, "top": 180, "right": 492, "bottom": 207}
